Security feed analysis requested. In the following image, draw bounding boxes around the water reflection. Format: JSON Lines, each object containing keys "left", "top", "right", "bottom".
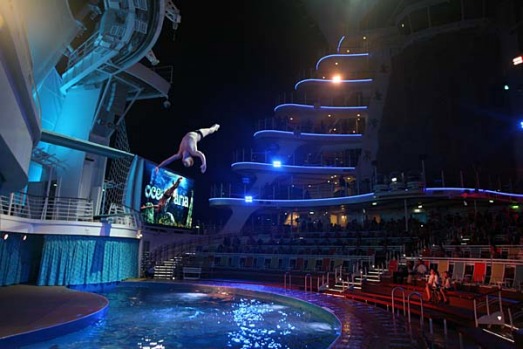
{"left": 22, "top": 283, "right": 338, "bottom": 349}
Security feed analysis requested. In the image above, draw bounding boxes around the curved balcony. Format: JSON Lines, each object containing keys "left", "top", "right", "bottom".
{"left": 255, "top": 114, "right": 366, "bottom": 134}
{"left": 294, "top": 77, "right": 373, "bottom": 91}
{"left": 232, "top": 148, "right": 362, "bottom": 169}
{"left": 210, "top": 166, "right": 523, "bottom": 204}
{"left": 315, "top": 53, "right": 370, "bottom": 71}
{"left": 210, "top": 179, "right": 362, "bottom": 202}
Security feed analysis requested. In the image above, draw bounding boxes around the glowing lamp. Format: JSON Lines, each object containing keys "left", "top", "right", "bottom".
{"left": 244, "top": 196, "right": 253, "bottom": 203}
{"left": 332, "top": 75, "right": 342, "bottom": 83}
{"left": 272, "top": 160, "right": 282, "bottom": 168}
{"left": 513, "top": 56, "right": 523, "bottom": 65}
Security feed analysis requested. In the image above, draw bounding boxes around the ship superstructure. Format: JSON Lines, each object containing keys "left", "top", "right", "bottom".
{"left": 209, "top": 0, "right": 523, "bottom": 238}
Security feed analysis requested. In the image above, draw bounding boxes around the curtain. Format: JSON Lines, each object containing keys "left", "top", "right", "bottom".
{"left": 38, "top": 235, "right": 139, "bottom": 286}
{"left": 0, "top": 236, "right": 22, "bottom": 285}
{"left": 0, "top": 234, "right": 43, "bottom": 286}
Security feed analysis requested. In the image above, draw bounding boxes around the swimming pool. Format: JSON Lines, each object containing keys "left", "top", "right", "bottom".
{"left": 22, "top": 282, "right": 340, "bottom": 349}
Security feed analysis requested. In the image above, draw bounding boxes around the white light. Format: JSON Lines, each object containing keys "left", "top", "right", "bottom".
{"left": 513, "top": 56, "right": 523, "bottom": 65}
{"left": 332, "top": 75, "right": 342, "bottom": 83}
{"left": 391, "top": 177, "right": 397, "bottom": 182}
{"left": 272, "top": 160, "right": 282, "bottom": 168}
{"left": 244, "top": 196, "right": 253, "bottom": 203}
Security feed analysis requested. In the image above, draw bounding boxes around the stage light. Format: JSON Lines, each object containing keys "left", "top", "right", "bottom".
{"left": 332, "top": 75, "right": 342, "bottom": 83}
{"left": 272, "top": 160, "right": 282, "bottom": 168}
{"left": 3, "top": 234, "right": 8, "bottom": 240}
{"left": 513, "top": 56, "right": 522, "bottom": 65}
{"left": 244, "top": 195, "right": 253, "bottom": 203}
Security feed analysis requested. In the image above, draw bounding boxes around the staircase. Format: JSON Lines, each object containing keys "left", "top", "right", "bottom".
{"left": 153, "top": 257, "right": 182, "bottom": 280}
{"left": 331, "top": 266, "right": 386, "bottom": 291}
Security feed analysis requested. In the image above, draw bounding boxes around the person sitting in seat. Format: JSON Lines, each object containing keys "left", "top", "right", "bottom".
{"left": 439, "top": 271, "right": 452, "bottom": 304}
{"left": 425, "top": 268, "right": 441, "bottom": 302}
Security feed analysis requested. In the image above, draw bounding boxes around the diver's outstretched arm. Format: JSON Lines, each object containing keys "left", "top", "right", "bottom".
{"left": 191, "top": 150, "right": 207, "bottom": 173}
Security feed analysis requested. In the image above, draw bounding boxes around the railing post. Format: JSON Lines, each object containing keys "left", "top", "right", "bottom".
{"left": 284, "top": 272, "right": 291, "bottom": 290}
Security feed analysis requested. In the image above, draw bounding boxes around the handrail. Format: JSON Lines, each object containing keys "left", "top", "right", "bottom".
{"left": 284, "top": 272, "right": 291, "bottom": 290}
{"left": 407, "top": 291, "right": 424, "bottom": 326}
{"left": 391, "top": 286, "right": 406, "bottom": 317}
{"left": 304, "top": 273, "right": 312, "bottom": 292}
{"left": 0, "top": 192, "right": 141, "bottom": 228}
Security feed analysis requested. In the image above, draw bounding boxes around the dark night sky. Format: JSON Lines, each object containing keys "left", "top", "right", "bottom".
{"left": 126, "top": 1, "right": 327, "bottom": 223}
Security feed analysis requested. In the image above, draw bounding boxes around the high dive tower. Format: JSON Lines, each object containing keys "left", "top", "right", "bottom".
{"left": 0, "top": 0, "right": 181, "bottom": 286}
{"left": 0, "top": 0, "right": 180, "bottom": 205}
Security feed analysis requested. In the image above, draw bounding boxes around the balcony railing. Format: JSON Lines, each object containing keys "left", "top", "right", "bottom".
{"left": 231, "top": 149, "right": 360, "bottom": 168}
{"left": 0, "top": 192, "right": 140, "bottom": 228}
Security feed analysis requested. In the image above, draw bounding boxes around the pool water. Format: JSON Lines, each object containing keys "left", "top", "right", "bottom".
{"left": 22, "top": 282, "right": 340, "bottom": 349}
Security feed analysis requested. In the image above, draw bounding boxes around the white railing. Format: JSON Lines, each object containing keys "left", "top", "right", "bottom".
{"left": 1, "top": 192, "right": 93, "bottom": 221}
{"left": 0, "top": 192, "right": 140, "bottom": 228}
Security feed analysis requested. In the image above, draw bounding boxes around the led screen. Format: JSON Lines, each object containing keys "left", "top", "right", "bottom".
{"left": 140, "top": 161, "right": 194, "bottom": 229}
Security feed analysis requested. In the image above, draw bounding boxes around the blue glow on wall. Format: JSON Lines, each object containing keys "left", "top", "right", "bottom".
{"left": 28, "top": 162, "right": 43, "bottom": 183}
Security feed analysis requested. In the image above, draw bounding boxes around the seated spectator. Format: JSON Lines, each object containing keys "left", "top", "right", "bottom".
{"left": 425, "top": 268, "right": 441, "bottom": 301}
{"left": 439, "top": 271, "right": 452, "bottom": 303}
